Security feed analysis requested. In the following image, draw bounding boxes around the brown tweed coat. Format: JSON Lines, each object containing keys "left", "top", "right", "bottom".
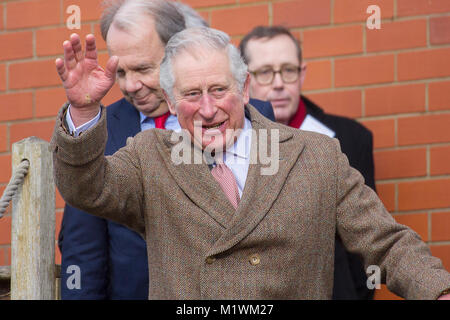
{"left": 51, "top": 102, "right": 450, "bottom": 299}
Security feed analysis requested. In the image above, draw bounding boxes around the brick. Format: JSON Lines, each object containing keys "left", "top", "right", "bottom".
{"left": 398, "top": 178, "right": 450, "bottom": 211}
{"left": 273, "top": 0, "right": 330, "bottom": 28}
{"left": 398, "top": 48, "right": 450, "bottom": 81}
{"left": 333, "top": 0, "right": 394, "bottom": 24}
{"left": 63, "top": 0, "right": 102, "bottom": 22}
{"left": 430, "top": 145, "right": 450, "bottom": 176}
{"left": 6, "top": 247, "right": 11, "bottom": 265}
{"left": 374, "top": 148, "right": 427, "bottom": 180}
{"left": 306, "top": 90, "right": 362, "bottom": 119}
{"left": 102, "top": 83, "right": 123, "bottom": 107}
{"left": 431, "top": 211, "right": 450, "bottom": 242}
{"left": 181, "top": 0, "right": 234, "bottom": 8}
{"left": 361, "top": 119, "right": 395, "bottom": 149}
{"left": 35, "top": 87, "right": 68, "bottom": 118}
{"left": 429, "top": 80, "right": 450, "bottom": 111}
{"left": 302, "top": 25, "right": 363, "bottom": 59}
{"left": 430, "top": 16, "right": 450, "bottom": 45}
{"left": 302, "top": 60, "right": 332, "bottom": 91}
{"left": 397, "top": 0, "right": 450, "bottom": 17}
{"left": 0, "top": 64, "right": 5, "bottom": 91}
{"left": 0, "top": 248, "right": 5, "bottom": 266}
{"left": 365, "top": 83, "right": 426, "bottom": 117}
{"left": 430, "top": 245, "right": 450, "bottom": 271}
{"left": 9, "top": 120, "right": 55, "bottom": 146}
{"left": 398, "top": 114, "right": 450, "bottom": 146}
{"left": 0, "top": 216, "right": 11, "bottom": 245}
{"left": 0, "top": 124, "right": 7, "bottom": 152}
{"left": 55, "top": 188, "right": 65, "bottom": 210}
{"left": 335, "top": 54, "right": 394, "bottom": 87}
{"left": 0, "top": 32, "right": 33, "bottom": 61}
{"left": 9, "top": 59, "right": 61, "bottom": 89}
{"left": 36, "top": 25, "right": 92, "bottom": 57}
{"left": 393, "top": 213, "right": 428, "bottom": 241}
{"left": 0, "top": 154, "right": 11, "bottom": 184}
{"left": 211, "top": 5, "right": 268, "bottom": 36}
{"left": 366, "top": 19, "right": 427, "bottom": 52}
{"left": 376, "top": 183, "right": 395, "bottom": 212}
{"left": 93, "top": 23, "right": 107, "bottom": 51}
{"left": 0, "top": 5, "right": 3, "bottom": 31}
{"left": 6, "top": 0, "right": 61, "bottom": 29}
{"left": 0, "top": 92, "right": 33, "bottom": 122}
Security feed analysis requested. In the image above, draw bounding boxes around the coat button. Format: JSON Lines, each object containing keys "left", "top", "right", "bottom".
{"left": 205, "top": 256, "right": 216, "bottom": 264}
{"left": 248, "top": 254, "right": 260, "bottom": 266}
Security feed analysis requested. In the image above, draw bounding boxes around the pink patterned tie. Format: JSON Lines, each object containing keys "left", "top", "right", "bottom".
{"left": 211, "top": 163, "right": 240, "bottom": 209}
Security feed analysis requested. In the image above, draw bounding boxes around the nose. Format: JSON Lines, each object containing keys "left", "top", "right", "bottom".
{"left": 124, "top": 73, "right": 143, "bottom": 93}
{"left": 198, "top": 93, "right": 217, "bottom": 120}
{"left": 272, "top": 72, "right": 284, "bottom": 89}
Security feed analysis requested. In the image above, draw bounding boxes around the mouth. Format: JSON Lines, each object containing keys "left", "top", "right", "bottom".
{"left": 202, "top": 121, "right": 226, "bottom": 130}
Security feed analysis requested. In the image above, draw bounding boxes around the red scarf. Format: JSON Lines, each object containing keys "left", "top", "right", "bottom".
{"left": 287, "top": 98, "right": 307, "bottom": 129}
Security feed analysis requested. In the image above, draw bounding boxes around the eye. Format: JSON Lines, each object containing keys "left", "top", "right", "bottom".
{"left": 116, "top": 70, "right": 125, "bottom": 77}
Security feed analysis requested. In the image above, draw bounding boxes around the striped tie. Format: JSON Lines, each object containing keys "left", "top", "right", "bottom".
{"left": 211, "top": 163, "right": 240, "bottom": 209}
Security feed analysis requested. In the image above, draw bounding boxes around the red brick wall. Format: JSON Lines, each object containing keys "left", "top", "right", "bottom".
{"left": 0, "top": 0, "right": 449, "bottom": 300}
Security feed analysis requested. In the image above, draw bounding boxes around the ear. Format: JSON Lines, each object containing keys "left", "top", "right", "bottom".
{"left": 162, "top": 90, "right": 177, "bottom": 115}
{"left": 299, "top": 62, "right": 307, "bottom": 88}
{"left": 242, "top": 72, "right": 251, "bottom": 105}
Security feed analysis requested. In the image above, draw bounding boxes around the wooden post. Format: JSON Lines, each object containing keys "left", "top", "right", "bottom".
{"left": 10, "top": 137, "right": 55, "bottom": 300}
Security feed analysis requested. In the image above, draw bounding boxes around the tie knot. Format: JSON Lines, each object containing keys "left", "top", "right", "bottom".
{"left": 154, "top": 112, "right": 170, "bottom": 129}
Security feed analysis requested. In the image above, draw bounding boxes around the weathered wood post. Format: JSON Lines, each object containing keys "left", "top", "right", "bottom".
{"left": 10, "top": 137, "right": 55, "bottom": 300}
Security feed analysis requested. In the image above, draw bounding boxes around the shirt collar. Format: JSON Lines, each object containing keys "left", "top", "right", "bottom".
{"left": 224, "top": 117, "right": 252, "bottom": 161}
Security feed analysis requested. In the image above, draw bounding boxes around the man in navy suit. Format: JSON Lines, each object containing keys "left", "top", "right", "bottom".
{"left": 58, "top": 0, "right": 274, "bottom": 299}
{"left": 239, "top": 26, "right": 376, "bottom": 300}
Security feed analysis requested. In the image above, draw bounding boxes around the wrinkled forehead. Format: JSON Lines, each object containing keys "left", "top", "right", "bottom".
{"left": 245, "top": 35, "right": 299, "bottom": 68}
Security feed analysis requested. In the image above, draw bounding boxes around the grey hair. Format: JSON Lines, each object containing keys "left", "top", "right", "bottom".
{"left": 172, "top": 2, "right": 209, "bottom": 28}
{"left": 160, "top": 27, "right": 248, "bottom": 103}
{"left": 100, "top": 0, "right": 185, "bottom": 44}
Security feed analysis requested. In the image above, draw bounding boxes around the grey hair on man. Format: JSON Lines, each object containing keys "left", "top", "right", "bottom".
{"left": 100, "top": 0, "right": 186, "bottom": 44}
{"left": 160, "top": 27, "right": 248, "bottom": 103}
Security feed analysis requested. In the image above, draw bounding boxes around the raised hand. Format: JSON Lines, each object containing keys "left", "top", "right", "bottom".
{"left": 55, "top": 33, "right": 119, "bottom": 125}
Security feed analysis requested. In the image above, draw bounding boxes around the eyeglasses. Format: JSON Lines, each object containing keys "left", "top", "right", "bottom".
{"left": 249, "top": 65, "right": 303, "bottom": 85}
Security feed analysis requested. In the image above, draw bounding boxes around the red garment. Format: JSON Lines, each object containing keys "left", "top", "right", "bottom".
{"left": 154, "top": 112, "right": 171, "bottom": 129}
{"left": 287, "top": 98, "right": 307, "bottom": 129}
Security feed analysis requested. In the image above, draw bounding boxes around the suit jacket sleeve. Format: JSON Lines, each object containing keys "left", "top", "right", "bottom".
{"left": 51, "top": 103, "right": 145, "bottom": 236}
{"left": 333, "top": 139, "right": 450, "bottom": 299}
{"left": 59, "top": 205, "right": 109, "bottom": 299}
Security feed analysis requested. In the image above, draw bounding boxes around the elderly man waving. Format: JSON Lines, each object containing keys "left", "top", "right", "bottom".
{"left": 52, "top": 26, "right": 450, "bottom": 299}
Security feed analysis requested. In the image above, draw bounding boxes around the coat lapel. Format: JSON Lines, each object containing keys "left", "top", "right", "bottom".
{"left": 154, "top": 105, "right": 306, "bottom": 246}
{"left": 106, "top": 99, "right": 141, "bottom": 154}
{"left": 155, "top": 130, "right": 236, "bottom": 229}
{"left": 208, "top": 106, "right": 305, "bottom": 256}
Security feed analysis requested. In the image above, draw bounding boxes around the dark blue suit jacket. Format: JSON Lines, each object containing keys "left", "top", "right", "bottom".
{"left": 58, "top": 98, "right": 275, "bottom": 299}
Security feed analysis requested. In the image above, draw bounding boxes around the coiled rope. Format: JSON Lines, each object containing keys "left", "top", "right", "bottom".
{"left": 0, "top": 160, "right": 30, "bottom": 218}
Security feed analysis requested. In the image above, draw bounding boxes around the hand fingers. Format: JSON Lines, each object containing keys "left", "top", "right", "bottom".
{"left": 84, "top": 34, "right": 98, "bottom": 61}
{"left": 55, "top": 58, "right": 69, "bottom": 82}
{"left": 63, "top": 40, "right": 77, "bottom": 71}
{"left": 70, "top": 33, "right": 84, "bottom": 62}
{"left": 105, "top": 56, "right": 119, "bottom": 81}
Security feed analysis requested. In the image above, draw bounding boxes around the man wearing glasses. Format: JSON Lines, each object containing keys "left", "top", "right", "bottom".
{"left": 239, "top": 26, "right": 376, "bottom": 300}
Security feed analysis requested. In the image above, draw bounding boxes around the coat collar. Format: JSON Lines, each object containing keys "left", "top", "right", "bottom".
{"left": 154, "top": 103, "right": 306, "bottom": 253}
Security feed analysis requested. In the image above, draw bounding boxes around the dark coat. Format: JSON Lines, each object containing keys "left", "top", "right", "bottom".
{"left": 302, "top": 96, "right": 375, "bottom": 300}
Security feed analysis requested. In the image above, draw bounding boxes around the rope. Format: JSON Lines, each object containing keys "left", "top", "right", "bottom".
{"left": 0, "top": 159, "right": 30, "bottom": 218}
